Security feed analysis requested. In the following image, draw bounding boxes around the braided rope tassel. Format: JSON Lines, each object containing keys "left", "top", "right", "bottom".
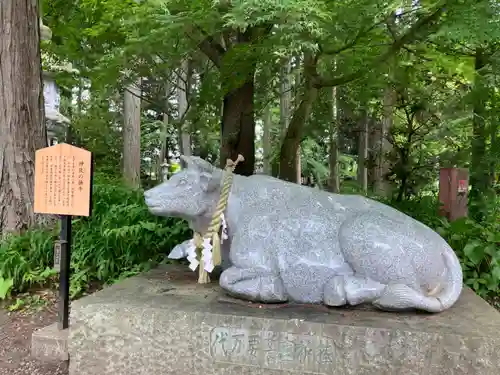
{"left": 196, "top": 154, "right": 244, "bottom": 284}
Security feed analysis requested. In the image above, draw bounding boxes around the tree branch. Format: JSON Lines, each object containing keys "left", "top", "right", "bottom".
{"left": 185, "top": 24, "right": 226, "bottom": 68}
{"left": 315, "top": 4, "right": 448, "bottom": 88}
{"left": 319, "top": 21, "right": 384, "bottom": 56}
{"left": 320, "top": 8, "right": 422, "bottom": 56}
{"left": 125, "top": 86, "right": 169, "bottom": 113}
{"left": 402, "top": 45, "right": 433, "bottom": 61}
{"left": 427, "top": 40, "right": 475, "bottom": 57}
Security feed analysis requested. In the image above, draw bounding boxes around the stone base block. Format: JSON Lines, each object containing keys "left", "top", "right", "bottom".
{"left": 69, "top": 265, "right": 500, "bottom": 375}
{"left": 32, "top": 322, "right": 69, "bottom": 362}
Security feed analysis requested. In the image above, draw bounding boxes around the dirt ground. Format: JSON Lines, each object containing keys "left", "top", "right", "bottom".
{"left": 0, "top": 294, "right": 68, "bottom": 375}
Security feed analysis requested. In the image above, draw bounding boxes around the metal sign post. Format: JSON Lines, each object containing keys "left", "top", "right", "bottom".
{"left": 34, "top": 143, "right": 93, "bottom": 331}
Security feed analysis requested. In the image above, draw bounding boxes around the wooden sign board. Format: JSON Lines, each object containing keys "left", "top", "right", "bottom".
{"left": 34, "top": 143, "right": 92, "bottom": 216}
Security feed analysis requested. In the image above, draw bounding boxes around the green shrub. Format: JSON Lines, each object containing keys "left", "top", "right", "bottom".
{"left": 386, "top": 195, "right": 500, "bottom": 299}
{"left": 0, "top": 176, "right": 190, "bottom": 299}
{"left": 437, "top": 206, "right": 500, "bottom": 298}
{"left": 384, "top": 195, "right": 447, "bottom": 230}
{"left": 0, "top": 229, "right": 56, "bottom": 298}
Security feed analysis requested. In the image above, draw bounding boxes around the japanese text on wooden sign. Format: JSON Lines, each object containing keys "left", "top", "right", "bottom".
{"left": 34, "top": 143, "right": 92, "bottom": 216}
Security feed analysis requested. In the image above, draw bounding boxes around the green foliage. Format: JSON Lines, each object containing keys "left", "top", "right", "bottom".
{"left": 0, "top": 178, "right": 190, "bottom": 300}
{"left": 438, "top": 198, "right": 500, "bottom": 297}
{"left": 384, "top": 195, "right": 447, "bottom": 230}
{"left": 72, "top": 98, "right": 123, "bottom": 177}
{"left": 0, "top": 277, "right": 14, "bottom": 300}
{"left": 301, "top": 138, "right": 358, "bottom": 188}
{"left": 388, "top": 196, "right": 500, "bottom": 299}
{"left": 0, "top": 230, "right": 57, "bottom": 299}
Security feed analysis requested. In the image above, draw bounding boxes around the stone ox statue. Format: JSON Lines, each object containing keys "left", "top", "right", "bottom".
{"left": 144, "top": 156, "right": 463, "bottom": 313}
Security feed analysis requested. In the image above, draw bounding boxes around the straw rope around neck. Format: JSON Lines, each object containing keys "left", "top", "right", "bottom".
{"left": 193, "top": 154, "right": 244, "bottom": 283}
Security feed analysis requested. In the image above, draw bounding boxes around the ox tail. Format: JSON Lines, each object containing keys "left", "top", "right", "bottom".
{"left": 374, "top": 249, "right": 463, "bottom": 313}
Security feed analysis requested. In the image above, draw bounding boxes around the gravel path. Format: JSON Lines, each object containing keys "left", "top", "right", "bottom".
{"left": 0, "top": 298, "right": 68, "bottom": 375}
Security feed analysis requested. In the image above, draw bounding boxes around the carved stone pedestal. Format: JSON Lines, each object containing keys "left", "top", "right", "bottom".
{"left": 68, "top": 265, "right": 500, "bottom": 375}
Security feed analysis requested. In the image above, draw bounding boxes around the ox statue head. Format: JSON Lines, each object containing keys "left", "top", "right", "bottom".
{"left": 144, "top": 156, "right": 222, "bottom": 220}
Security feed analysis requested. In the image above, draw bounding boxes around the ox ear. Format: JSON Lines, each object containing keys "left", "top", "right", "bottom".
{"left": 180, "top": 155, "right": 194, "bottom": 169}
{"left": 190, "top": 156, "right": 215, "bottom": 173}
{"left": 199, "top": 171, "right": 221, "bottom": 193}
{"left": 180, "top": 155, "right": 214, "bottom": 173}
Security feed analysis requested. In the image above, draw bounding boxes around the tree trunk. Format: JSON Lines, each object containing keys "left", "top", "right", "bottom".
{"left": 328, "top": 85, "right": 340, "bottom": 193}
{"left": 279, "top": 55, "right": 317, "bottom": 182}
{"left": 293, "top": 66, "right": 302, "bottom": 183}
{"left": 262, "top": 104, "right": 272, "bottom": 175}
{"left": 357, "top": 111, "right": 369, "bottom": 194}
{"left": 470, "top": 48, "right": 490, "bottom": 218}
{"left": 0, "top": 0, "right": 47, "bottom": 234}
{"left": 77, "top": 78, "right": 83, "bottom": 114}
{"left": 489, "top": 84, "right": 498, "bottom": 187}
{"left": 198, "top": 28, "right": 263, "bottom": 176}
{"left": 367, "top": 117, "right": 378, "bottom": 190}
{"left": 271, "top": 60, "right": 293, "bottom": 178}
{"left": 177, "top": 59, "right": 191, "bottom": 158}
{"left": 397, "top": 175, "right": 407, "bottom": 202}
{"left": 295, "top": 145, "right": 302, "bottom": 183}
{"left": 280, "top": 61, "right": 292, "bottom": 137}
{"left": 490, "top": 120, "right": 498, "bottom": 187}
{"left": 373, "top": 87, "right": 394, "bottom": 196}
{"left": 158, "top": 80, "right": 171, "bottom": 181}
{"left": 279, "top": 87, "right": 317, "bottom": 181}
{"left": 123, "top": 79, "right": 142, "bottom": 189}
{"left": 220, "top": 77, "right": 256, "bottom": 176}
